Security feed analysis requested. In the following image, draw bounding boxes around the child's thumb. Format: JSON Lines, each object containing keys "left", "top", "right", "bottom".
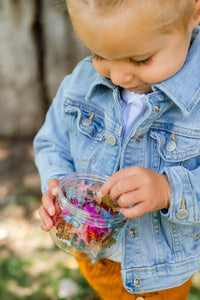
{"left": 48, "top": 179, "right": 60, "bottom": 196}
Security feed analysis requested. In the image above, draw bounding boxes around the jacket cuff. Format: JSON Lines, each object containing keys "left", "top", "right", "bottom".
{"left": 41, "top": 166, "right": 73, "bottom": 194}
{"left": 160, "top": 167, "right": 197, "bottom": 224}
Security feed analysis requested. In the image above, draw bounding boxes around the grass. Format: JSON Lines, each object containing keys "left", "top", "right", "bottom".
{"left": 1, "top": 183, "right": 200, "bottom": 299}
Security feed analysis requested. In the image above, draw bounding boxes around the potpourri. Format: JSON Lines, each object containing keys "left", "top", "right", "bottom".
{"left": 53, "top": 179, "right": 126, "bottom": 259}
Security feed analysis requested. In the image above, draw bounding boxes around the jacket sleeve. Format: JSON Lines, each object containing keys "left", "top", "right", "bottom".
{"left": 33, "top": 75, "right": 75, "bottom": 194}
{"left": 160, "top": 165, "right": 200, "bottom": 225}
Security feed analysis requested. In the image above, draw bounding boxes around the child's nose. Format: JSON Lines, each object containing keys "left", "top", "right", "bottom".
{"left": 109, "top": 63, "right": 134, "bottom": 86}
{"left": 110, "top": 71, "right": 134, "bottom": 86}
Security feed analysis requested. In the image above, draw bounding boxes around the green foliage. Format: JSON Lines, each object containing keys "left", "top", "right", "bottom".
{"left": 0, "top": 248, "right": 98, "bottom": 300}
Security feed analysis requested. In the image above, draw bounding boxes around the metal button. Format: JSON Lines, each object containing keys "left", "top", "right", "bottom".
{"left": 176, "top": 209, "right": 189, "bottom": 220}
{"left": 104, "top": 134, "right": 116, "bottom": 146}
{"left": 136, "top": 297, "right": 145, "bottom": 300}
{"left": 129, "top": 228, "right": 136, "bottom": 237}
{"left": 166, "top": 140, "right": 176, "bottom": 152}
{"left": 134, "top": 278, "right": 141, "bottom": 287}
{"left": 176, "top": 197, "right": 189, "bottom": 220}
{"left": 81, "top": 118, "right": 92, "bottom": 126}
{"left": 154, "top": 104, "right": 161, "bottom": 113}
{"left": 135, "top": 136, "right": 143, "bottom": 143}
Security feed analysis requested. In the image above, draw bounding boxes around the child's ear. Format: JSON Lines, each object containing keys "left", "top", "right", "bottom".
{"left": 190, "top": 0, "right": 200, "bottom": 29}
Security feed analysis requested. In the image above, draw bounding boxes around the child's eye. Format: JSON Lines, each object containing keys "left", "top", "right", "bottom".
{"left": 92, "top": 53, "right": 103, "bottom": 61}
{"left": 129, "top": 57, "right": 152, "bottom": 66}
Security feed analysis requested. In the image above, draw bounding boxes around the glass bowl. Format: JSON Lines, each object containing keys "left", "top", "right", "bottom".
{"left": 50, "top": 171, "right": 126, "bottom": 260}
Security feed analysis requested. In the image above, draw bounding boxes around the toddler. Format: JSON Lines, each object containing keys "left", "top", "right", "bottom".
{"left": 34, "top": 0, "right": 200, "bottom": 299}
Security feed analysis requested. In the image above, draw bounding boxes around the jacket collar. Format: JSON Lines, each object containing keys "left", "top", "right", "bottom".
{"left": 152, "top": 26, "right": 200, "bottom": 116}
{"left": 86, "top": 73, "right": 115, "bottom": 101}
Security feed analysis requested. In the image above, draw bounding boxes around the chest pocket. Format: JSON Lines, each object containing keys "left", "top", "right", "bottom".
{"left": 150, "top": 130, "right": 200, "bottom": 162}
{"left": 65, "top": 105, "right": 105, "bottom": 141}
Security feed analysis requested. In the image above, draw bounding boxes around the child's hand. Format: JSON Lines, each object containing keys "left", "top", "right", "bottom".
{"left": 100, "top": 166, "right": 171, "bottom": 218}
{"left": 38, "top": 178, "right": 61, "bottom": 231}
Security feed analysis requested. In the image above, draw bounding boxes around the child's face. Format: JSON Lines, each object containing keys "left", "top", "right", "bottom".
{"left": 71, "top": 7, "right": 193, "bottom": 94}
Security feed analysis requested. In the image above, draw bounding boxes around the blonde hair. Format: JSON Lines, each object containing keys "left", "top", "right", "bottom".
{"left": 66, "top": 0, "right": 196, "bottom": 33}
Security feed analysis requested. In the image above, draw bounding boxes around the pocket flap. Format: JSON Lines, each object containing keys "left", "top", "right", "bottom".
{"left": 150, "top": 130, "right": 200, "bottom": 162}
{"left": 65, "top": 105, "right": 105, "bottom": 141}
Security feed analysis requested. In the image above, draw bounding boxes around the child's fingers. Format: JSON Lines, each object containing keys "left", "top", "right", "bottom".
{"left": 48, "top": 178, "right": 60, "bottom": 196}
{"left": 109, "top": 175, "right": 143, "bottom": 201}
{"left": 42, "top": 190, "right": 56, "bottom": 216}
{"left": 39, "top": 205, "right": 54, "bottom": 231}
{"left": 100, "top": 167, "right": 140, "bottom": 197}
{"left": 120, "top": 202, "right": 148, "bottom": 219}
{"left": 40, "top": 220, "right": 51, "bottom": 232}
{"left": 100, "top": 170, "right": 128, "bottom": 195}
{"left": 38, "top": 179, "right": 61, "bottom": 232}
{"left": 117, "top": 189, "right": 142, "bottom": 208}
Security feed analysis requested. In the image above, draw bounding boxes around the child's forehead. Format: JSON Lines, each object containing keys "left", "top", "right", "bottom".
{"left": 70, "top": 2, "right": 164, "bottom": 38}
{"left": 73, "top": 11, "right": 168, "bottom": 61}
{"left": 71, "top": 2, "right": 160, "bottom": 37}
{"left": 68, "top": 0, "right": 172, "bottom": 19}
{"left": 68, "top": 0, "right": 194, "bottom": 34}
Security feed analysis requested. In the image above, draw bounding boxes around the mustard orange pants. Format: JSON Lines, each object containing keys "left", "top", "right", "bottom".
{"left": 76, "top": 258, "right": 191, "bottom": 300}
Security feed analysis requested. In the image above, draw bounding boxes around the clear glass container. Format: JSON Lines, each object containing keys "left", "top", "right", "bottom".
{"left": 50, "top": 171, "right": 126, "bottom": 260}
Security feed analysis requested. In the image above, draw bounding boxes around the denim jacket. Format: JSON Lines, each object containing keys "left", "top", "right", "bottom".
{"left": 34, "top": 27, "right": 200, "bottom": 293}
